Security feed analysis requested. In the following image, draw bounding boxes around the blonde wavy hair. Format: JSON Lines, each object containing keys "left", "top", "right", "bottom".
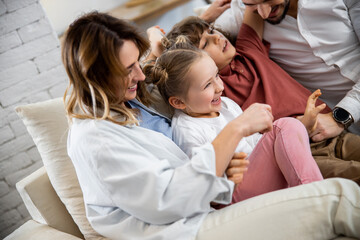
{"left": 62, "top": 12, "right": 150, "bottom": 126}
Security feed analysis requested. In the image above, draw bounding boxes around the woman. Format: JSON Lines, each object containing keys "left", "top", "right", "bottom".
{"left": 61, "top": 11, "right": 360, "bottom": 240}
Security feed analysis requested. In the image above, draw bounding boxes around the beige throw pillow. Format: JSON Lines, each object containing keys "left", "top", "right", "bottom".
{"left": 16, "top": 98, "right": 107, "bottom": 240}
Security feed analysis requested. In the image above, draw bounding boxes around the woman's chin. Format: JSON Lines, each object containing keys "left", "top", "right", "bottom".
{"left": 124, "top": 92, "right": 137, "bottom": 102}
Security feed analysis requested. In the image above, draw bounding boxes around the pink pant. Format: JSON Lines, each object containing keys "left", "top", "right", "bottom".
{"left": 231, "top": 117, "right": 323, "bottom": 203}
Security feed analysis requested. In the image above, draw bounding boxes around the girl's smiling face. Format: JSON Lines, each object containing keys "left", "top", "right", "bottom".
{"left": 178, "top": 54, "right": 224, "bottom": 118}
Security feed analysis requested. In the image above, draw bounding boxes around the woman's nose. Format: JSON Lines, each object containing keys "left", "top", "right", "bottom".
{"left": 133, "top": 62, "right": 145, "bottom": 81}
{"left": 257, "top": 4, "right": 272, "bottom": 19}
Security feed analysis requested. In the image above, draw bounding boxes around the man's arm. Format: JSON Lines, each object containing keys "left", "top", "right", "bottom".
{"left": 344, "top": 0, "right": 360, "bottom": 41}
{"left": 200, "top": 0, "right": 232, "bottom": 23}
{"left": 214, "top": 0, "right": 245, "bottom": 39}
{"left": 299, "top": 1, "right": 360, "bottom": 141}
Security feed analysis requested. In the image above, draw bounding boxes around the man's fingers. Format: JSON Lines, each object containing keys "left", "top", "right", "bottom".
{"left": 311, "top": 132, "right": 326, "bottom": 142}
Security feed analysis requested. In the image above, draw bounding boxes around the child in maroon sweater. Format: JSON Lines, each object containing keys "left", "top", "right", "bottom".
{"left": 166, "top": 12, "right": 331, "bottom": 121}
{"left": 146, "top": 7, "right": 360, "bottom": 184}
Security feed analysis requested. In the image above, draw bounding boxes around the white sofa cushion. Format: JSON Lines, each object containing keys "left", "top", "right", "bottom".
{"left": 4, "top": 220, "right": 82, "bottom": 240}
{"left": 15, "top": 98, "right": 107, "bottom": 240}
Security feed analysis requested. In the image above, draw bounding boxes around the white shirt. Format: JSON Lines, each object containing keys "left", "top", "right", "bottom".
{"left": 216, "top": 0, "right": 360, "bottom": 134}
{"left": 67, "top": 118, "right": 234, "bottom": 240}
{"left": 172, "top": 97, "right": 262, "bottom": 158}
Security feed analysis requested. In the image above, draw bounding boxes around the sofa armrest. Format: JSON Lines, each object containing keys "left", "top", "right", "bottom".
{"left": 16, "top": 167, "right": 83, "bottom": 239}
{"left": 4, "top": 220, "right": 82, "bottom": 240}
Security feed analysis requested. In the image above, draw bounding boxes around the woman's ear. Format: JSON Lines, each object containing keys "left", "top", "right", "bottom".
{"left": 168, "top": 96, "right": 186, "bottom": 110}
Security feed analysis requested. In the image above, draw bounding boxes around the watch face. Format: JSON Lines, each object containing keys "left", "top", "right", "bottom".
{"left": 334, "top": 108, "right": 350, "bottom": 122}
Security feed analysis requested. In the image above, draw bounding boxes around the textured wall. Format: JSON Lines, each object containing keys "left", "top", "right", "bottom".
{"left": 0, "top": 0, "right": 68, "bottom": 238}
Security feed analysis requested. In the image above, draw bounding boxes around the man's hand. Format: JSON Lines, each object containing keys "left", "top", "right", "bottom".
{"left": 309, "top": 112, "right": 344, "bottom": 142}
{"left": 200, "top": 0, "right": 232, "bottom": 23}
{"left": 226, "top": 152, "right": 249, "bottom": 188}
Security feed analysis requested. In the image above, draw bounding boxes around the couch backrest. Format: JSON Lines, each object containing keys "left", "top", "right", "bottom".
{"left": 16, "top": 98, "right": 107, "bottom": 240}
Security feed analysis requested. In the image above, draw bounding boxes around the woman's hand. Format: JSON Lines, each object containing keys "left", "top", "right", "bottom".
{"left": 226, "top": 152, "right": 249, "bottom": 188}
{"left": 146, "top": 26, "right": 166, "bottom": 59}
{"left": 200, "top": 0, "right": 232, "bottom": 23}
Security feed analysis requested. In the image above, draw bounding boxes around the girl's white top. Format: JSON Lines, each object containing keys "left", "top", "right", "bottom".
{"left": 172, "top": 97, "right": 262, "bottom": 158}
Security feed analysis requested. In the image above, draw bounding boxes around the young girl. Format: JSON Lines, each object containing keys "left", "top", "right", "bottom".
{"left": 160, "top": 7, "right": 360, "bottom": 185}
{"left": 147, "top": 37, "right": 323, "bottom": 203}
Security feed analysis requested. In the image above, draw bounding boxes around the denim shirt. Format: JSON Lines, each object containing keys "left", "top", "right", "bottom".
{"left": 128, "top": 99, "right": 173, "bottom": 140}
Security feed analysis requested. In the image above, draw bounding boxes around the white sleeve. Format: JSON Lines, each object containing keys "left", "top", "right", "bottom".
{"left": 336, "top": 80, "right": 360, "bottom": 123}
{"left": 339, "top": 0, "right": 360, "bottom": 123}
{"left": 344, "top": 0, "right": 360, "bottom": 41}
{"left": 215, "top": 0, "right": 245, "bottom": 39}
{"left": 93, "top": 134, "right": 233, "bottom": 225}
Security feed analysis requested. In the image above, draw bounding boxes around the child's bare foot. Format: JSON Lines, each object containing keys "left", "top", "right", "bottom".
{"left": 146, "top": 26, "right": 165, "bottom": 59}
{"left": 299, "top": 89, "right": 327, "bottom": 134}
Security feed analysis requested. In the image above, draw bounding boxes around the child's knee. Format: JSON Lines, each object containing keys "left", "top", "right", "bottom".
{"left": 274, "top": 117, "right": 306, "bottom": 133}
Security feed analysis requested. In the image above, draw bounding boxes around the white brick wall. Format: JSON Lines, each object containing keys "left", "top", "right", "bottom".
{"left": 0, "top": 3, "right": 44, "bottom": 35}
{"left": 0, "top": 1, "right": 6, "bottom": 15}
{"left": 0, "top": 0, "right": 67, "bottom": 238}
{"left": 0, "top": 31, "right": 22, "bottom": 53}
{"left": 18, "top": 17, "right": 53, "bottom": 42}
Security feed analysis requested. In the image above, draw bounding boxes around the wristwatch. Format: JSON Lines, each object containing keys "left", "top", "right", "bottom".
{"left": 332, "top": 107, "right": 354, "bottom": 128}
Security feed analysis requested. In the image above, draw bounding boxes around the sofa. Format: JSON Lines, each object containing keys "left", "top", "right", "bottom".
{"left": 6, "top": 98, "right": 105, "bottom": 240}
{"left": 5, "top": 98, "right": 359, "bottom": 239}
